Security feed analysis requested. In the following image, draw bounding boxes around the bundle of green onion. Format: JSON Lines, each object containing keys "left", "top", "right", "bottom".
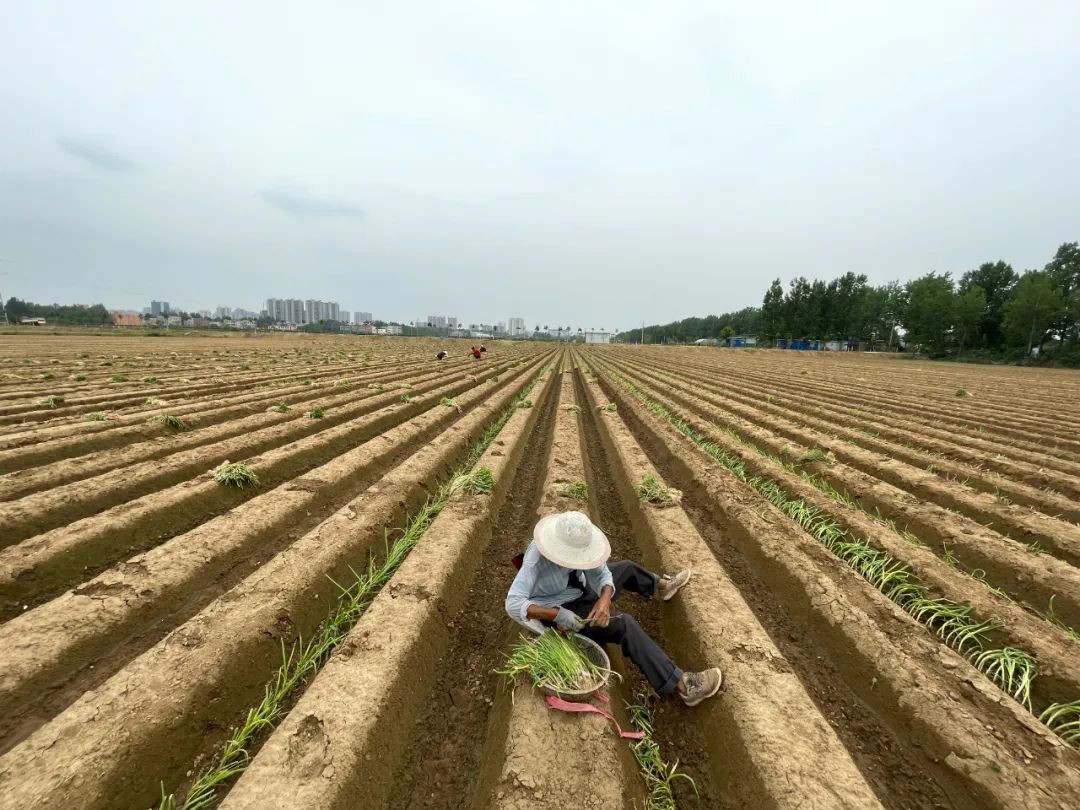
{"left": 498, "top": 630, "right": 610, "bottom": 692}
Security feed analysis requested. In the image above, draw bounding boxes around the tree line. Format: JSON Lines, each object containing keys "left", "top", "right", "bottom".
{"left": 616, "top": 241, "right": 1079, "bottom": 364}
{"left": 2, "top": 297, "right": 111, "bottom": 326}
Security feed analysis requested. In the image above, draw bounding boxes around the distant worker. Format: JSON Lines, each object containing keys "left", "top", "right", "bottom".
{"left": 471, "top": 346, "right": 482, "bottom": 360}
{"left": 436, "top": 350, "right": 448, "bottom": 360}
{"left": 505, "top": 511, "right": 723, "bottom": 706}
{"left": 479, "top": 344, "right": 487, "bottom": 353}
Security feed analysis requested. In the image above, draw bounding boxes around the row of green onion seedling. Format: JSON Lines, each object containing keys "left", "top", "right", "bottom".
{"left": 156, "top": 369, "right": 546, "bottom": 809}
{"left": 713, "top": 422, "right": 1080, "bottom": 643}
{"left": 701, "top": 414, "right": 1080, "bottom": 646}
{"left": 604, "top": 368, "right": 1080, "bottom": 748}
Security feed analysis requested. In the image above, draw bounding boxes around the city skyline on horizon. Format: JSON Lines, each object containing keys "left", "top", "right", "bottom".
{"left": 101, "top": 293, "right": 615, "bottom": 333}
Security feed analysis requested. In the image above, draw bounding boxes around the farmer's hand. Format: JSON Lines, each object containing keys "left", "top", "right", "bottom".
{"left": 554, "top": 607, "right": 584, "bottom": 633}
{"left": 587, "top": 594, "right": 612, "bottom": 628}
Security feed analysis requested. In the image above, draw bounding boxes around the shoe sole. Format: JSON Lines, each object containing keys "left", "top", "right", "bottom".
{"left": 661, "top": 568, "right": 692, "bottom": 601}
{"left": 682, "top": 668, "right": 723, "bottom": 707}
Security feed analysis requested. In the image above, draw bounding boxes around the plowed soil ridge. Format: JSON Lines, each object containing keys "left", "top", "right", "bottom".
{"left": 2, "top": 334, "right": 1079, "bottom": 809}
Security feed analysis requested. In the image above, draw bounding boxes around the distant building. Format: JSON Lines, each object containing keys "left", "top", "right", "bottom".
{"left": 266, "top": 298, "right": 338, "bottom": 324}
{"left": 584, "top": 331, "right": 612, "bottom": 344}
{"left": 285, "top": 300, "right": 304, "bottom": 323}
{"left": 384, "top": 324, "right": 402, "bottom": 335}
{"left": 111, "top": 312, "right": 142, "bottom": 327}
{"left": 303, "top": 300, "right": 342, "bottom": 323}
{"left": 266, "top": 300, "right": 282, "bottom": 322}
{"left": 214, "top": 307, "right": 231, "bottom": 320}
{"left": 353, "top": 311, "right": 373, "bottom": 324}
{"left": 775, "top": 339, "right": 823, "bottom": 351}
{"left": 508, "top": 317, "right": 525, "bottom": 338}
{"left": 150, "top": 301, "right": 170, "bottom": 316}
{"left": 19, "top": 317, "right": 47, "bottom": 326}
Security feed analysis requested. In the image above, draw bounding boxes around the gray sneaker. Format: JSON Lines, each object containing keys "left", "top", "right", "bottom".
{"left": 680, "top": 668, "right": 723, "bottom": 707}
{"left": 659, "top": 568, "right": 692, "bottom": 601}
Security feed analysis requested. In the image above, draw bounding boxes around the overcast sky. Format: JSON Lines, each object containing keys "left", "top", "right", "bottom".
{"left": 2, "top": 2, "right": 1078, "bottom": 328}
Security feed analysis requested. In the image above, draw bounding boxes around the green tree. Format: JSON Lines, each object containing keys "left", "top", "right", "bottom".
{"left": 3, "top": 297, "right": 32, "bottom": 321}
{"left": 1044, "top": 242, "right": 1080, "bottom": 345}
{"left": 616, "top": 307, "right": 759, "bottom": 344}
{"left": 958, "top": 261, "right": 1017, "bottom": 349}
{"left": 1004, "top": 271, "right": 1066, "bottom": 356}
{"left": 860, "top": 281, "right": 905, "bottom": 346}
{"left": 720, "top": 325, "right": 735, "bottom": 345}
{"left": 805, "top": 279, "right": 828, "bottom": 338}
{"left": 902, "top": 273, "right": 955, "bottom": 355}
{"left": 784, "top": 277, "right": 812, "bottom": 338}
{"left": 761, "top": 279, "right": 784, "bottom": 340}
{"left": 954, "top": 285, "right": 986, "bottom": 354}
{"left": 4, "top": 297, "right": 110, "bottom": 325}
{"left": 824, "top": 272, "right": 869, "bottom": 339}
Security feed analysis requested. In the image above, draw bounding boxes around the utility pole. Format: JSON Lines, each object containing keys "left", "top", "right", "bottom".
{"left": 640, "top": 320, "right": 644, "bottom": 345}
{"left": 0, "top": 261, "right": 10, "bottom": 325}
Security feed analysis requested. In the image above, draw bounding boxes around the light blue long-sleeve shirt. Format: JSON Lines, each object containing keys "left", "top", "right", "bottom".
{"left": 505, "top": 540, "right": 615, "bottom": 633}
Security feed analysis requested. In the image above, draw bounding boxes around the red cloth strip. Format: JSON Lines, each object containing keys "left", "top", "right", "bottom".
{"left": 543, "top": 694, "right": 645, "bottom": 740}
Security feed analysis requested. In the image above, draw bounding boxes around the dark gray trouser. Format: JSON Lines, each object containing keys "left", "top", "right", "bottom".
{"left": 560, "top": 560, "right": 683, "bottom": 697}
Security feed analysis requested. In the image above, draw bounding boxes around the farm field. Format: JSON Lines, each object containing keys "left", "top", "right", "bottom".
{"left": 0, "top": 333, "right": 1079, "bottom": 809}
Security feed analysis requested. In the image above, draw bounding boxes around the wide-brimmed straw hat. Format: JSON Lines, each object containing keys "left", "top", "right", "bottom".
{"left": 533, "top": 511, "right": 610, "bottom": 570}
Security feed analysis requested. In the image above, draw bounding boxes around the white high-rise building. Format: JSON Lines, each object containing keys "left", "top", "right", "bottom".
{"left": 508, "top": 317, "right": 525, "bottom": 337}
{"left": 357, "top": 311, "right": 372, "bottom": 323}
{"left": 303, "top": 300, "right": 341, "bottom": 323}
{"left": 266, "top": 298, "right": 309, "bottom": 323}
